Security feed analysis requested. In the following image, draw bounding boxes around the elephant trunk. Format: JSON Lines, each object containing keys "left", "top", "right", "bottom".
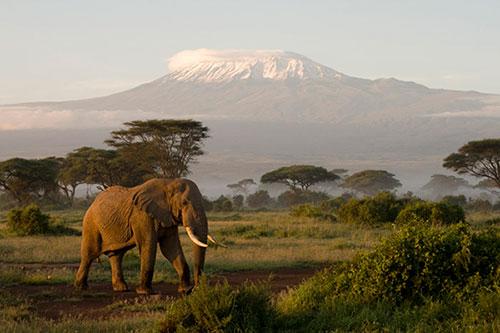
{"left": 183, "top": 205, "right": 208, "bottom": 285}
{"left": 193, "top": 244, "right": 206, "bottom": 285}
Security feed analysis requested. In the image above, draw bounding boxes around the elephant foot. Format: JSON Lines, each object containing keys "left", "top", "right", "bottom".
{"left": 178, "top": 285, "right": 193, "bottom": 295}
{"left": 74, "top": 280, "right": 88, "bottom": 290}
{"left": 136, "top": 286, "right": 157, "bottom": 295}
{"left": 113, "top": 282, "right": 130, "bottom": 292}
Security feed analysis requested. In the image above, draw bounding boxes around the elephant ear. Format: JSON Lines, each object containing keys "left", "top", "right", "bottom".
{"left": 132, "top": 180, "right": 173, "bottom": 228}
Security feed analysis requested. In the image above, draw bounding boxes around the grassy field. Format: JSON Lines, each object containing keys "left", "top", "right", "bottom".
{"left": 1, "top": 208, "right": 499, "bottom": 331}
{"left": 0, "top": 210, "right": 391, "bottom": 283}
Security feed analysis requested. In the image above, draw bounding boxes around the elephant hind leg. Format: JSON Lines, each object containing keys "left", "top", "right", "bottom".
{"left": 74, "top": 256, "right": 93, "bottom": 290}
{"left": 74, "top": 225, "right": 101, "bottom": 290}
{"left": 109, "top": 251, "right": 129, "bottom": 292}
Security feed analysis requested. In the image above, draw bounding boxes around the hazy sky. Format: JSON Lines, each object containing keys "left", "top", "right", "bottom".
{"left": 1, "top": 0, "right": 499, "bottom": 104}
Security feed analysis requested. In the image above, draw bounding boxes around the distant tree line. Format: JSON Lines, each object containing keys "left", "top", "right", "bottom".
{"left": 211, "top": 137, "right": 500, "bottom": 212}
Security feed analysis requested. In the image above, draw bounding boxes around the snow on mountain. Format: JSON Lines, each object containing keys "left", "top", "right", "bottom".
{"left": 2, "top": 49, "right": 500, "bottom": 133}
{"left": 165, "top": 49, "right": 342, "bottom": 83}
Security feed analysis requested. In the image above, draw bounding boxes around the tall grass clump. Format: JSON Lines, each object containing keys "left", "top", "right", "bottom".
{"left": 395, "top": 201, "right": 465, "bottom": 225}
{"left": 337, "top": 191, "right": 408, "bottom": 225}
{"left": 157, "top": 278, "right": 275, "bottom": 332}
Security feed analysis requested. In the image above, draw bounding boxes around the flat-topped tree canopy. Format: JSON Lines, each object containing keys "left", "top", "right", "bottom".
{"left": 444, "top": 139, "right": 500, "bottom": 189}
{"left": 340, "top": 170, "right": 401, "bottom": 196}
{"left": 105, "top": 119, "right": 210, "bottom": 179}
{"left": 261, "top": 165, "right": 340, "bottom": 191}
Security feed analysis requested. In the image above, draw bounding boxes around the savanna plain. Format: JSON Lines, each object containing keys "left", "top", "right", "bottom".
{"left": 2, "top": 203, "right": 500, "bottom": 331}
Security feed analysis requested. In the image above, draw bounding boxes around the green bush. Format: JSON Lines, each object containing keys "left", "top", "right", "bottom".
{"left": 277, "top": 190, "right": 329, "bottom": 208}
{"left": 318, "top": 196, "right": 347, "bottom": 213}
{"left": 337, "top": 191, "right": 406, "bottom": 225}
{"left": 7, "top": 205, "right": 50, "bottom": 236}
{"left": 212, "top": 195, "right": 233, "bottom": 212}
{"left": 247, "top": 190, "right": 274, "bottom": 209}
{"left": 441, "top": 194, "right": 467, "bottom": 208}
{"left": 290, "top": 203, "right": 336, "bottom": 221}
{"left": 157, "top": 278, "right": 274, "bottom": 332}
{"left": 395, "top": 201, "right": 465, "bottom": 225}
{"left": 281, "top": 222, "right": 500, "bottom": 311}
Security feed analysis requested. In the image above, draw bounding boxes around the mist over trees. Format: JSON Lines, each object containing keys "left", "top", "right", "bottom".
{"left": 421, "top": 174, "right": 470, "bottom": 199}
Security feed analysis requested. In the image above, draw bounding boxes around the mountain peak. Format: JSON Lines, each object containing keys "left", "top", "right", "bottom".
{"left": 165, "top": 49, "right": 341, "bottom": 83}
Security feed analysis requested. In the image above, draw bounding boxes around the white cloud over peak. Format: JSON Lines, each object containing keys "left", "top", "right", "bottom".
{"left": 167, "top": 49, "right": 289, "bottom": 71}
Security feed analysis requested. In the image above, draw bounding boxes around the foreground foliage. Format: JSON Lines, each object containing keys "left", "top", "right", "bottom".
{"left": 337, "top": 191, "right": 409, "bottom": 225}
{"left": 395, "top": 200, "right": 465, "bottom": 225}
{"left": 159, "top": 220, "right": 500, "bottom": 331}
{"left": 157, "top": 278, "right": 275, "bottom": 332}
{"left": 278, "top": 221, "right": 500, "bottom": 330}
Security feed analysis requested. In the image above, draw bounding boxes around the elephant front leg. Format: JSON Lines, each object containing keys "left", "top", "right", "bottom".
{"left": 159, "top": 228, "right": 192, "bottom": 293}
{"left": 135, "top": 240, "right": 157, "bottom": 295}
{"left": 109, "top": 251, "right": 129, "bottom": 292}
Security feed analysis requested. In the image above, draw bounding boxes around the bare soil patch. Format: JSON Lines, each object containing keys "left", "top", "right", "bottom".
{"left": 5, "top": 265, "right": 325, "bottom": 320}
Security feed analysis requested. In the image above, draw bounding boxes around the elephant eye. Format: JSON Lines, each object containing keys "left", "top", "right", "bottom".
{"left": 182, "top": 200, "right": 189, "bottom": 206}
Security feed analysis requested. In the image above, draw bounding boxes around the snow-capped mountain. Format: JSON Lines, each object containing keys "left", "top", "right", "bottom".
{"left": 6, "top": 49, "right": 499, "bottom": 128}
{"left": 166, "top": 49, "right": 342, "bottom": 82}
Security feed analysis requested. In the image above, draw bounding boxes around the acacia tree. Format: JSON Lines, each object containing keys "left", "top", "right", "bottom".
{"left": 340, "top": 170, "right": 401, "bottom": 196}
{"left": 57, "top": 154, "right": 88, "bottom": 204}
{"left": 260, "top": 165, "right": 339, "bottom": 191}
{"left": 105, "top": 119, "right": 210, "bottom": 178}
{"left": 443, "top": 139, "right": 500, "bottom": 188}
{"left": 0, "top": 158, "right": 59, "bottom": 206}
{"left": 69, "top": 146, "right": 150, "bottom": 190}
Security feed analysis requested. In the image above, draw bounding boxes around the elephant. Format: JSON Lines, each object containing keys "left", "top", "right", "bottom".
{"left": 74, "top": 178, "right": 223, "bottom": 294}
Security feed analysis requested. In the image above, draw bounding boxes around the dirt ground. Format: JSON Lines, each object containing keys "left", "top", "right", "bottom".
{"left": 4, "top": 263, "right": 325, "bottom": 320}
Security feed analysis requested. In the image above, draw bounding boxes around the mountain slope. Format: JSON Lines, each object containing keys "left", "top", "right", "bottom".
{"left": 6, "top": 49, "right": 498, "bottom": 128}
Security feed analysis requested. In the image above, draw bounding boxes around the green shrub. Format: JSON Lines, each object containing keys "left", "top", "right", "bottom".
{"left": 157, "top": 278, "right": 274, "bottom": 332}
{"left": 212, "top": 195, "right": 233, "bottom": 212}
{"left": 282, "top": 222, "right": 500, "bottom": 310}
{"left": 318, "top": 196, "right": 347, "bottom": 213}
{"left": 232, "top": 194, "right": 244, "bottom": 209}
{"left": 277, "top": 190, "right": 329, "bottom": 208}
{"left": 7, "top": 205, "right": 50, "bottom": 236}
{"left": 395, "top": 201, "right": 465, "bottom": 225}
{"left": 290, "top": 203, "right": 336, "bottom": 221}
{"left": 247, "top": 190, "right": 274, "bottom": 209}
{"left": 337, "top": 191, "right": 405, "bottom": 225}
{"left": 441, "top": 194, "right": 467, "bottom": 208}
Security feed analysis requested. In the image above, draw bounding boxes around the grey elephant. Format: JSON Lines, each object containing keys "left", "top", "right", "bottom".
{"left": 74, "top": 178, "right": 223, "bottom": 294}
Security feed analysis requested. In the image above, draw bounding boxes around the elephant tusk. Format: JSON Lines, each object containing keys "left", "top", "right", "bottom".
{"left": 208, "top": 233, "right": 227, "bottom": 248}
{"left": 186, "top": 227, "right": 208, "bottom": 248}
